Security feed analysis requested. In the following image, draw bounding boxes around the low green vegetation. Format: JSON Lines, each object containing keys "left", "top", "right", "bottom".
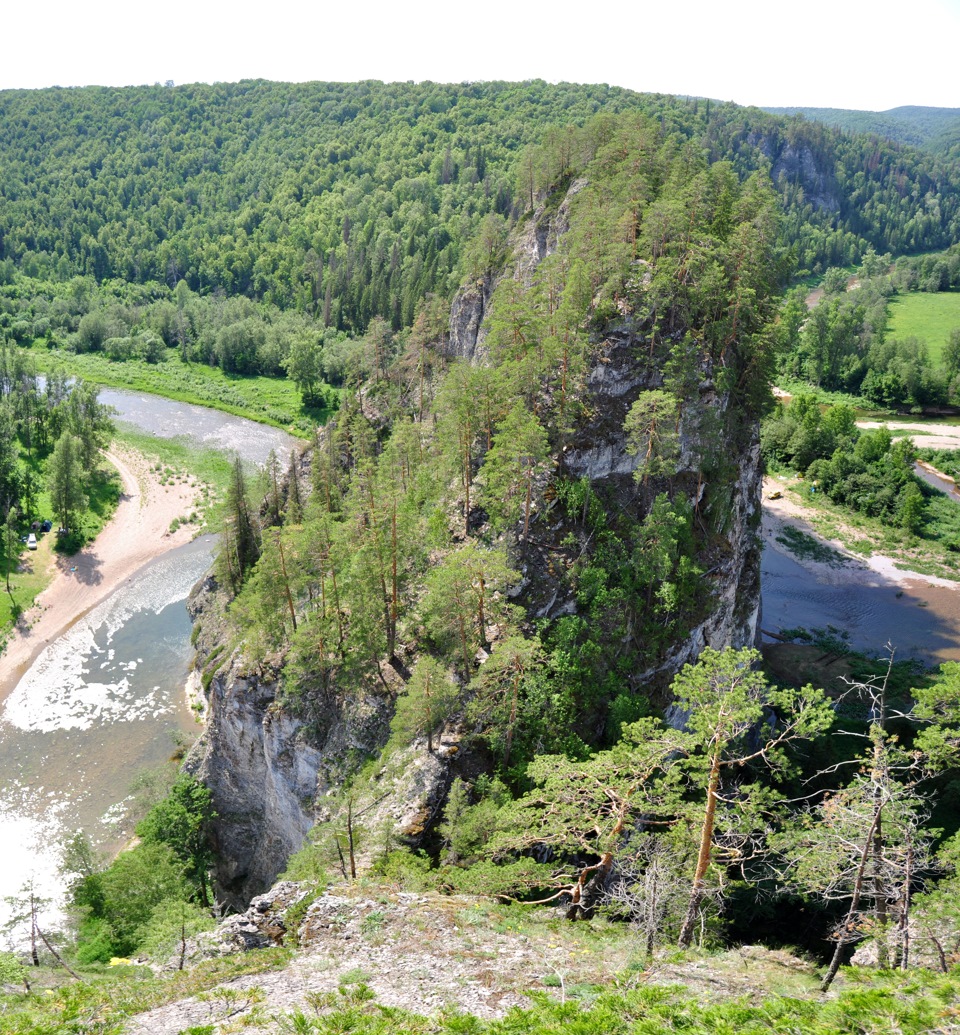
{"left": 0, "top": 948, "right": 291, "bottom": 1034}
{"left": 887, "top": 290, "right": 960, "bottom": 365}
{"left": 0, "top": 555, "right": 47, "bottom": 648}
{"left": 762, "top": 397, "right": 925, "bottom": 528}
{"left": 28, "top": 345, "right": 335, "bottom": 436}
{"left": 9, "top": 82, "right": 960, "bottom": 1032}
{"left": 2, "top": 956, "right": 959, "bottom": 1034}
{"left": 776, "top": 249, "right": 960, "bottom": 412}
{"left": 111, "top": 425, "right": 233, "bottom": 525}
{"left": 774, "top": 525, "right": 852, "bottom": 566}
{"left": 64, "top": 773, "right": 216, "bottom": 964}
{"left": 762, "top": 395, "right": 960, "bottom": 577}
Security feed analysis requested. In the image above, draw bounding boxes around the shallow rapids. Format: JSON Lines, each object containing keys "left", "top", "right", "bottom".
{"left": 0, "top": 536, "right": 216, "bottom": 930}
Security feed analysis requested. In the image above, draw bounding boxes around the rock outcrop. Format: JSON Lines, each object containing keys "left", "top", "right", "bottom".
{"left": 187, "top": 578, "right": 459, "bottom": 910}
{"left": 190, "top": 173, "right": 765, "bottom": 909}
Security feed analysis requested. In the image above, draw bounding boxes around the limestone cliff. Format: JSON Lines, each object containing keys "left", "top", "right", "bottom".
{"left": 190, "top": 175, "right": 766, "bottom": 908}
{"left": 447, "top": 180, "right": 763, "bottom": 692}
{"left": 186, "top": 576, "right": 400, "bottom": 909}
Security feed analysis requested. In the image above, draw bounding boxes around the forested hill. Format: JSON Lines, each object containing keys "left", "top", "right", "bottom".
{"left": 763, "top": 104, "right": 960, "bottom": 156}
{"left": 1, "top": 81, "right": 960, "bottom": 340}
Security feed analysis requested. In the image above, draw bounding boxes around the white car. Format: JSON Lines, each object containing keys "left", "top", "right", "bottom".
{"left": 26, "top": 533, "right": 37, "bottom": 550}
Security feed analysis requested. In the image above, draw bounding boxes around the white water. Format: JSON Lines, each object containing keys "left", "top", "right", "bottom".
{"left": 0, "top": 536, "right": 216, "bottom": 937}
{"left": 0, "top": 386, "right": 299, "bottom": 942}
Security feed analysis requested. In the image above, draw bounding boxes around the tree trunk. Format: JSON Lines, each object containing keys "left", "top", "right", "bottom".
{"left": 678, "top": 752, "right": 721, "bottom": 948}
{"left": 821, "top": 804, "right": 884, "bottom": 993}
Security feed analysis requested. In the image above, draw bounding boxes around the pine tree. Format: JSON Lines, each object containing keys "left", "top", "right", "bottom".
{"left": 47, "top": 433, "right": 87, "bottom": 533}
{"left": 218, "top": 457, "right": 260, "bottom": 594}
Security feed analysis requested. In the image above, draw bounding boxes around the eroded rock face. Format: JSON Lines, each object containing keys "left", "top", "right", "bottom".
{"left": 515, "top": 313, "right": 762, "bottom": 690}
{"left": 447, "top": 179, "right": 585, "bottom": 365}
{"left": 448, "top": 273, "right": 493, "bottom": 364}
{"left": 187, "top": 579, "right": 389, "bottom": 910}
{"left": 446, "top": 177, "right": 756, "bottom": 678}
{"left": 754, "top": 135, "right": 840, "bottom": 214}
{"left": 192, "top": 173, "right": 765, "bottom": 908}
{"left": 187, "top": 646, "right": 324, "bottom": 909}
{"left": 188, "top": 579, "right": 457, "bottom": 911}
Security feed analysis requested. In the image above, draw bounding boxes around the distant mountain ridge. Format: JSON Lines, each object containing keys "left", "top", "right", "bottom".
{"left": 763, "top": 104, "right": 960, "bottom": 155}
{"left": 1, "top": 81, "right": 960, "bottom": 332}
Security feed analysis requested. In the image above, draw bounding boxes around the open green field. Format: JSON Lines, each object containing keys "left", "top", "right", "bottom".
{"left": 886, "top": 290, "right": 960, "bottom": 364}
{"left": 27, "top": 345, "right": 336, "bottom": 438}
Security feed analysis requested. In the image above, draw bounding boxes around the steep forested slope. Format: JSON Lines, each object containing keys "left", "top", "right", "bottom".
{"left": 190, "top": 110, "right": 785, "bottom": 905}
{"left": 8, "top": 84, "right": 960, "bottom": 984}
{"left": 1, "top": 81, "right": 959, "bottom": 348}
{"left": 0, "top": 80, "right": 641, "bottom": 328}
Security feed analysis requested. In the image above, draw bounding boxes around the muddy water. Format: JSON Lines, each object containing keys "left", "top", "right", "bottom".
{"left": 761, "top": 542, "right": 960, "bottom": 665}
{"left": 915, "top": 461, "right": 960, "bottom": 501}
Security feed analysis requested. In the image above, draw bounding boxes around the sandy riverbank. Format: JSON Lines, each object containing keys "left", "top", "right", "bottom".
{"left": 858, "top": 419, "right": 960, "bottom": 452}
{"left": 762, "top": 472, "right": 960, "bottom": 590}
{"left": 0, "top": 446, "right": 203, "bottom": 701}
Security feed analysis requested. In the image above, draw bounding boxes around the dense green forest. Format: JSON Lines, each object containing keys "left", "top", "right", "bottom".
{"left": 49, "top": 103, "right": 792, "bottom": 966}
{"left": 2, "top": 80, "right": 960, "bottom": 359}
{"left": 0, "top": 349, "right": 115, "bottom": 627}
{"left": 38, "top": 95, "right": 960, "bottom": 998}
{"left": 8, "top": 80, "right": 960, "bottom": 1024}
{"left": 764, "top": 104, "right": 960, "bottom": 158}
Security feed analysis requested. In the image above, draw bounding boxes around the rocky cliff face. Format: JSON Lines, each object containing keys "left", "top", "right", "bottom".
{"left": 191, "top": 176, "right": 765, "bottom": 908}
{"left": 186, "top": 577, "right": 392, "bottom": 910}
{"left": 448, "top": 181, "right": 763, "bottom": 688}
{"left": 188, "top": 576, "right": 459, "bottom": 911}
{"left": 752, "top": 133, "right": 841, "bottom": 214}
{"left": 447, "top": 179, "right": 586, "bottom": 365}
{"left": 561, "top": 327, "right": 762, "bottom": 679}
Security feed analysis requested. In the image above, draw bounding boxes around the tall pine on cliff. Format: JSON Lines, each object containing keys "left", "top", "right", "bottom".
{"left": 223, "top": 108, "right": 784, "bottom": 775}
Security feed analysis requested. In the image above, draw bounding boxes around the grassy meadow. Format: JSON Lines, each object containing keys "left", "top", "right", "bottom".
{"left": 886, "top": 290, "right": 960, "bottom": 364}
{"left": 27, "top": 345, "right": 335, "bottom": 438}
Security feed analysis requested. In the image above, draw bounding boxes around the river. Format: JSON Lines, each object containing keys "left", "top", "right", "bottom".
{"left": 761, "top": 542, "right": 960, "bottom": 665}
{"left": 0, "top": 388, "right": 298, "bottom": 933}
{"left": 2, "top": 387, "right": 960, "bottom": 935}
{"left": 760, "top": 462, "right": 960, "bottom": 667}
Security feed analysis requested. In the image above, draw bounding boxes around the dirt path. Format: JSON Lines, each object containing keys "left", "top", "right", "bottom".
{"left": 0, "top": 446, "right": 203, "bottom": 702}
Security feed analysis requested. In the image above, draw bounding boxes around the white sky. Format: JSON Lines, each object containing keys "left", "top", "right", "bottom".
{"left": 3, "top": 0, "right": 960, "bottom": 112}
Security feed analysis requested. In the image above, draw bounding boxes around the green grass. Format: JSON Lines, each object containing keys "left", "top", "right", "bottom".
{"left": 0, "top": 948, "right": 291, "bottom": 1035}
{"left": 780, "top": 480, "right": 960, "bottom": 582}
{"left": 111, "top": 426, "right": 233, "bottom": 535}
{"left": 886, "top": 291, "right": 960, "bottom": 364}
{"left": 112, "top": 425, "right": 233, "bottom": 523}
{"left": 0, "top": 553, "right": 49, "bottom": 651}
{"left": 1, "top": 956, "right": 959, "bottom": 1034}
{"left": 0, "top": 457, "right": 120, "bottom": 645}
{"left": 775, "top": 525, "right": 851, "bottom": 567}
{"left": 27, "top": 344, "right": 337, "bottom": 437}
{"left": 772, "top": 377, "right": 895, "bottom": 416}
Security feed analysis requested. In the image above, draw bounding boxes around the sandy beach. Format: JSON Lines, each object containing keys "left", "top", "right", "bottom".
{"left": 857, "top": 419, "right": 960, "bottom": 453}
{"left": 762, "top": 472, "right": 960, "bottom": 590}
{"left": 0, "top": 446, "right": 203, "bottom": 701}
